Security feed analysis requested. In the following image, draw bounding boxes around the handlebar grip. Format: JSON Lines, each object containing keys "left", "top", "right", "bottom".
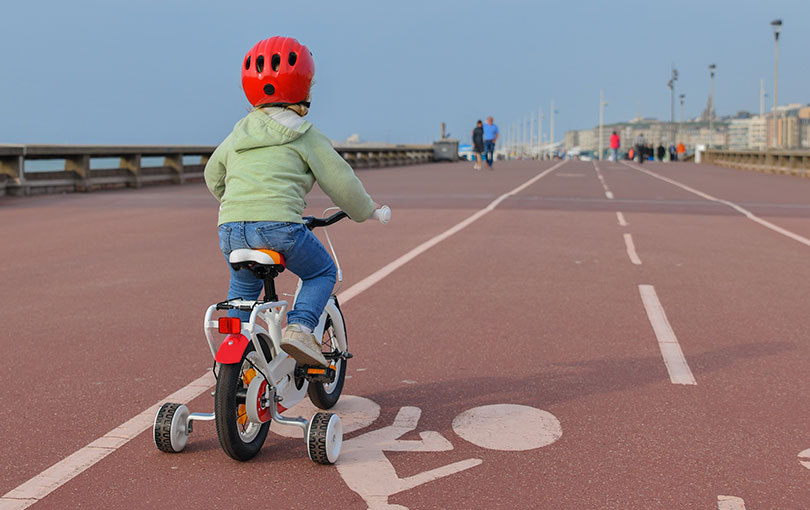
{"left": 373, "top": 205, "right": 391, "bottom": 224}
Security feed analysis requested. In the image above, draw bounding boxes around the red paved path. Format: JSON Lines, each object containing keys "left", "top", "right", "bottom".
{"left": 2, "top": 159, "right": 810, "bottom": 509}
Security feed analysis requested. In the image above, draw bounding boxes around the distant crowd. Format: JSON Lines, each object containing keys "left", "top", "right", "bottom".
{"left": 609, "top": 131, "right": 686, "bottom": 163}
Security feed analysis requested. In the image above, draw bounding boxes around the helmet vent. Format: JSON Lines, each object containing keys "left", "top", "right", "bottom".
{"left": 256, "top": 55, "right": 264, "bottom": 73}
{"left": 263, "top": 84, "right": 275, "bottom": 96}
{"left": 245, "top": 56, "right": 251, "bottom": 70}
{"left": 288, "top": 52, "right": 297, "bottom": 66}
{"left": 271, "top": 54, "right": 281, "bottom": 72}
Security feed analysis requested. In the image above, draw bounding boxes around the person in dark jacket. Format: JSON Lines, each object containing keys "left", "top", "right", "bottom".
{"left": 471, "top": 120, "right": 484, "bottom": 170}
{"left": 657, "top": 144, "right": 666, "bottom": 161}
{"left": 634, "top": 134, "right": 646, "bottom": 164}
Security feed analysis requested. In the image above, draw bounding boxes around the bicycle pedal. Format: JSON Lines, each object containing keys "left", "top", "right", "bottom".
{"left": 324, "top": 350, "right": 353, "bottom": 360}
{"left": 296, "top": 364, "right": 337, "bottom": 384}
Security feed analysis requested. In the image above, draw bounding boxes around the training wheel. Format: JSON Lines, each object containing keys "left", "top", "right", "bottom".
{"left": 154, "top": 403, "right": 190, "bottom": 453}
{"left": 306, "top": 412, "right": 342, "bottom": 464}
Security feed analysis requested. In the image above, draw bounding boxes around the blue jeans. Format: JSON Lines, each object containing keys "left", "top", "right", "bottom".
{"left": 483, "top": 140, "right": 496, "bottom": 166}
{"left": 610, "top": 148, "right": 618, "bottom": 161}
{"left": 218, "top": 221, "right": 337, "bottom": 330}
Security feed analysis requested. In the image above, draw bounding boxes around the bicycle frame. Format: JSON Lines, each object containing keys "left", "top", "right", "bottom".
{"left": 203, "top": 291, "right": 345, "bottom": 415}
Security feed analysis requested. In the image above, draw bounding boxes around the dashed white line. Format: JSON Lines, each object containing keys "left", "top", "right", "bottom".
{"left": 638, "top": 285, "right": 696, "bottom": 385}
{"left": 616, "top": 211, "right": 628, "bottom": 226}
{"left": 622, "top": 161, "right": 810, "bottom": 249}
{"left": 0, "top": 162, "right": 569, "bottom": 510}
{"left": 623, "top": 233, "right": 642, "bottom": 265}
{"left": 593, "top": 161, "right": 614, "bottom": 200}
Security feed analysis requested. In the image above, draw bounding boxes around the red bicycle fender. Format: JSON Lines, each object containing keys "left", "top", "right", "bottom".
{"left": 215, "top": 334, "right": 250, "bottom": 364}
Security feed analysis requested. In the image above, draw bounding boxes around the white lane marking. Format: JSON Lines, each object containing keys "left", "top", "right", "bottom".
{"left": 1, "top": 161, "right": 567, "bottom": 509}
{"left": 622, "top": 161, "right": 810, "bottom": 249}
{"left": 0, "top": 372, "right": 216, "bottom": 510}
{"left": 623, "top": 233, "right": 642, "bottom": 265}
{"left": 338, "top": 160, "right": 567, "bottom": 303}
{"left": 616, "top": 211, "right": 628, "bottom": 226}
{"left": 638, "top": 285, "right": 697, "bottom": 385}
{"left": 717, "top": 495, "right": 747, "bottom": 510}
{"left": 798, "top": 447, "right": 810, "bottom": 470}
{"left": 593, "top": 161, "right": 614, "bottom": 199}
{"left": 452, "top": 404, "right": 561, "bottom": 451}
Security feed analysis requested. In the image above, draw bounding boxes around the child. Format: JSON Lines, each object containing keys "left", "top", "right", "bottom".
{"left": 204, "top": 36, "right": 377, "bottom": 367}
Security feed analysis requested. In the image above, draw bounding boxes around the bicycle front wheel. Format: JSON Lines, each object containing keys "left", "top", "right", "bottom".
{"left": 308, "top": 308, "right": 347, "bottom": 410}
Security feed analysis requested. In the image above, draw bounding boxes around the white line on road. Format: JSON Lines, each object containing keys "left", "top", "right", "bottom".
{"left": 338, "top": 160, "right": 568, "bottom": 303}
{"left": 623, "top": 233, "right": 642, "bottom": 265}
{"left": 593, "top": 161, "right": 614, "bottom": 199}
{"left": 622, "top": 161, "right": 810, "bottom": 249}
{"left": 717, "top": 495, "right": 747, "bottom": 510}
{"left": 0, "top": 161, "right": 569, "bottom": 510}
{"left": 638, "top": 285, "right": 697, "bottom": 385}
{"left": 616, "top": 211, "right": 628, "bottom": 226}
{"left": 0, "top": 372, "right": 216, "bottom": 510}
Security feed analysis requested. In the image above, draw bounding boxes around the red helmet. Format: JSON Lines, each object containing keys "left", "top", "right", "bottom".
{"left": 241, "top": 36, "right": 315, "bottom": 107}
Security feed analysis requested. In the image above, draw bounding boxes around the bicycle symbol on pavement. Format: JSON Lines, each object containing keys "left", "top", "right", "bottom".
{"left": 275, "top": 396, "right": 562, "bottom": 510}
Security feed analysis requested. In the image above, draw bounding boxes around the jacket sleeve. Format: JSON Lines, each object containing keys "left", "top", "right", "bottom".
{"left": 303, "top": 127, "right": 375, "bottom": 222}
{"left": 204, "top": 143, "right": 228, "bottom": 201}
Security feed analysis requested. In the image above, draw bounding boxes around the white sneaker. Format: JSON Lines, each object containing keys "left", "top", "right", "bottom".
{"left": 281, "top": 324, "right": 327, "bottom": 367}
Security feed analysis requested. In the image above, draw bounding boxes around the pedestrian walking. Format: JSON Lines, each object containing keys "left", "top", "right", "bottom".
{"left": 609, "top": 131, "right": 620, "bottom": 162}
{"left": 471, "top": 120, "right": 484, "bottom": 170}
{"left": 676, "top": 141, "right": 686, "bottom": 160}
{"left": 482, "top": 116, "right": 499, "bottom": 169}
{"left": 656, "top": 143, "right": 666, "bottom": 162}
{"left": 634, "top": 134, "right": 646, "bottom": 164}
{"left": 669, "top": 143, "right": 677, "bottom": 162}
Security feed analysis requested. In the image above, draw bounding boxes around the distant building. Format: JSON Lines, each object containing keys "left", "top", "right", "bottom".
{"left": 748, "top": 116, "right": 767, "bottom": 150}
{"left": 767, "top": 103, "right": 803, "bottom": 149}
{"left": 728, "top": 119, "right": 751, "bottom": 150}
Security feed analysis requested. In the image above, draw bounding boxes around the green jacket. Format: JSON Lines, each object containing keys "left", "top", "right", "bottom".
{"left": 204, "top": 110, "right": 374, "bottom": 225}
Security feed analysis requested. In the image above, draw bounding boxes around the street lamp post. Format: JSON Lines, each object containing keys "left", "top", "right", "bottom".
{"left": 771, "top": 19, "right": 782, "bottom": 148}
{"left": 668, "top": 67, "right": 678, "bottom": 151}
{"left": 679, "top": 94, "right": 685, "bottom": 144}
{"left": 538, "top": 107, "right": 544, "bottom": 160}
{"left": 708, "top": 64, "right": 716, "bottom": 148}
{"left": 599, "top": 91, "right": 608, "bottom": 160}
{"left": 549, "top": 100, "right": 555, "bottom": 158}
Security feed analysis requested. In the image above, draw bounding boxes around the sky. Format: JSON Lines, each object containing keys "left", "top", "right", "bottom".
{"left": 1, "top": 0, "right": 808, "bottom": 146}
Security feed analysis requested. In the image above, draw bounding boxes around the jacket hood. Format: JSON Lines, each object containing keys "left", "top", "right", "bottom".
{"left": 231, "top": 110, "right": 312, "bottom": 153}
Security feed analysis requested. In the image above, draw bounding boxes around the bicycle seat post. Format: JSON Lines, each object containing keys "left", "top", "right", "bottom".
{"left": 260, "top": 268, "right": 279, "bottom": 302}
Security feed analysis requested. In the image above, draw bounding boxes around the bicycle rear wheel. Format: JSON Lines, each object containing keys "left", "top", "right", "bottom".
{"left": 215, "top": 343, "right": 270, "bottom": 461}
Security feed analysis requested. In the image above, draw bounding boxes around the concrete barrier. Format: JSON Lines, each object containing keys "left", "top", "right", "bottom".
{"left": 703, "top": 149, "right": 810, "bottom": 178}
{"left": 0, "top": 143, "right": 436, "bottom": 197}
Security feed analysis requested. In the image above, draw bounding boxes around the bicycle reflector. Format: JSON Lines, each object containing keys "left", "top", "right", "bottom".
{"left": 218, "top": 317, "right": 242, "bottom": 334}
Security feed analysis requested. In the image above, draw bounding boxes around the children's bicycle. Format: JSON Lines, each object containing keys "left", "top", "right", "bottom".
{"left": 153, "top": 206, "right": 391, "bottom": 464}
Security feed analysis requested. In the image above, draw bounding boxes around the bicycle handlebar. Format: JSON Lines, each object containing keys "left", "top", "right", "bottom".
{"left": 303, "top": 206, "right": 391, "bottom": 230}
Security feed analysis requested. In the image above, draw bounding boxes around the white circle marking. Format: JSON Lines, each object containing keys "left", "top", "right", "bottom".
{"left": 452, "top": 404, "right": 561, "bottom": 451}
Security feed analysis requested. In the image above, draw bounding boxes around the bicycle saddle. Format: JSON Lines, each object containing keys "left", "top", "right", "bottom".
{"left": 229, "top": 249, "right": 286, "bottom": 274}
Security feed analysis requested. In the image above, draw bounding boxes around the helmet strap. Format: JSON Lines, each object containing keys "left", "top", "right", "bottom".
{"left": 259, "top": 100, "right": 311, "bottom": 108}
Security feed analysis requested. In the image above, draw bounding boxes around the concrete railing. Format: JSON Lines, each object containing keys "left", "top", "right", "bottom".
{"left": 0, "top": 144, "right": 435, "bottom": 196}
{"left": 703, "top": 149, "right": 810, "bottom": 178}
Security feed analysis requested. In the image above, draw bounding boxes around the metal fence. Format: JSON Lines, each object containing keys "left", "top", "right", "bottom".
{"left": 703, "top": 149, "right": 810, "bottom": 178}
{"left": 0, "top": 144, "right": 435, "bottom": 196}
